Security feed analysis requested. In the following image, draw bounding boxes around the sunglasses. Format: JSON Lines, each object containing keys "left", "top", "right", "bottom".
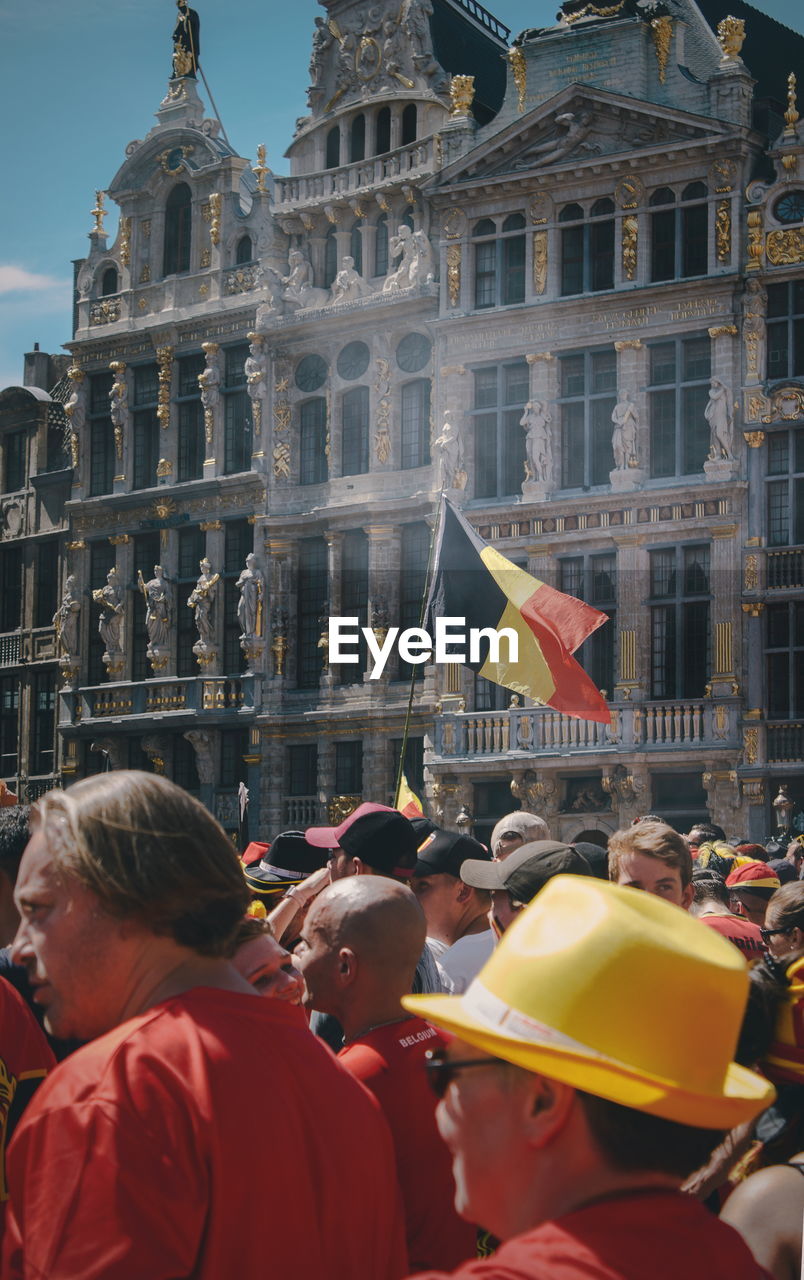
{"left": 424, "top": 1048, "right": 501, "bottom": 1099}
{"left": 760, "top": 925, "right": 794, "bottom": 943}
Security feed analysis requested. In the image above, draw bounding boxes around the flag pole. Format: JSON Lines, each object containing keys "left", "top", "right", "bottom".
{"left": 393, "top": 494, "right": 444, "bottom": 809}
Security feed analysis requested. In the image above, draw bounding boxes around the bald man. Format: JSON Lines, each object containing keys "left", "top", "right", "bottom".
{"left": 296, "top": 880, "right": 476, "bottom": 1273}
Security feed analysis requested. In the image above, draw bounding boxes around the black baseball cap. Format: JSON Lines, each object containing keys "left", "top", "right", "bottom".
{"left": 305, "top": 803, "right": 418, "bottom": 879}
{"left": 244, "top": 830, "right": 328, "bottom": 900}
{"left": 460, "top": 840, "right": 592, "bottom": 904}
{"left": 413, "top": 828, "right": 491, "bottom": 879}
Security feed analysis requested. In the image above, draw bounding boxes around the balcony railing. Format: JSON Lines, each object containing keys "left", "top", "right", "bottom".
{"left": 767, "top": 721, "right": 804, "bottom": 762}
{"left": 434, "top": 699, "right": 738, "bottom": 760}
{"left": 69, "top": 674, "right": 257, "bottom": 725}
{"left": 767, "top": 548, "right": 804, "bottom": 590}
{"left": 284, "top": 796, "right": 319, "bottom": 826}
{"left": 273, "top": 136, "right": 439, "bottom": 211}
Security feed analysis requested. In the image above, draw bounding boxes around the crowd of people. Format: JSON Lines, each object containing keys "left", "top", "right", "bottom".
{"left": 2, "top": 775, "right": 804, "bottom": 1277}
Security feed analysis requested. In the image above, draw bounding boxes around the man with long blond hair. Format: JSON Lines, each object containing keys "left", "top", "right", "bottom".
{"left": 4, "top": 771, "right": 406, "bottom": 1280}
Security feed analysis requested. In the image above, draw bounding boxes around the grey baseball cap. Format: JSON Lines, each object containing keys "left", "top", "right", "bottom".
{"left": 460, "top": 840, "right": 593, "bottom": 904}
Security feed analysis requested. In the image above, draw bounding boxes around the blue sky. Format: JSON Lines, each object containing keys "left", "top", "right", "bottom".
{"left": 0, "top": 0, "right": 800, "bottom": 390}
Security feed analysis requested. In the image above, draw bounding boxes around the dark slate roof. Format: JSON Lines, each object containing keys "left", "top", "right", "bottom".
{"left": 431, "top": 0, "right": 510, "bottom": 122}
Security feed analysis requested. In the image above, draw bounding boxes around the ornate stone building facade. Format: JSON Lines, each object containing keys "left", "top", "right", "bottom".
{"left": 1, "top": 0, "right": 803, "bottom": 843}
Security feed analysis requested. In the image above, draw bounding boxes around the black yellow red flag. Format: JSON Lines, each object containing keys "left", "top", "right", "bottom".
{"left": 426, "top": 498, "right": 610, "bottom": 724}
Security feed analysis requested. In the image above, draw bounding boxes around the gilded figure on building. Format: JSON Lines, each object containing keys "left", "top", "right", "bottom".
{"left": 92, "top": 568, "right": 125, "bottom": 659}
{"left": 172, "top": 0, "right": 200, "bottom": 78}
{"left": 188, "top": 558, "right": 219, "bottom": 649}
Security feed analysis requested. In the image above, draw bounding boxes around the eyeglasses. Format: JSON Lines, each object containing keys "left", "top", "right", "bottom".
{"left": 424, "top": 1049, "right": 501, "bottom": 1099}
{"left": 497, "top": 831, "right": 522, "bottom": 843}
{"left": 760, "top": 925, "right": 794, "bottom": 943}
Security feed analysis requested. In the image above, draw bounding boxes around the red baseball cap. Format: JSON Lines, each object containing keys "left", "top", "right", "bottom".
{"left": 305, "top": 802, "right": 418, "bottom": 879}
{"left": 726, "top": 861, "right": 781, "bottom": 890}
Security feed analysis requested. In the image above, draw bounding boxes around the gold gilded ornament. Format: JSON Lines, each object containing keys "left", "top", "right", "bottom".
{"left": 622, "top": 215, "right": 638, "bottom": 280}
{"left": 450, "top": 75, "right": 475, "bottom": 118}
{"left": 508, "top": 47, "right": 526, "bottom": 113}
{"left": 447, "top": 244, "right": 461, "bottom": 306}
{"left": 533, "top": 231, "right": 547, "bottom": 294}
{"left": 651, "top": 16, "right": 672, "bottom": 84}
{"left": 717, "top": 16, "right": 745, "bottom": 61}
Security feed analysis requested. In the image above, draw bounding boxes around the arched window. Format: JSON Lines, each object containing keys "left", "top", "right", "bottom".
{"left": 402, "top": 104, "right": 417, "bottom": 146}
{"left": 324, "top": 226, "right": 338, "bottom": 288}
{"left": 401, "top": 379, "right": 431, "bottom": 469}
{"left": 559, "top": 200, "right": 614, "bottom": 296}
{"left": 375, "top": 106, "right": 391, "bottom": 155}
{"left": 650, "top": 182, "right": 708, "bottom": 281}
{"left": 163, "top": 182, "right": 192, "bottom": 276}
{"left": 374, "top": 213, "right": 389, "bottom": 277}
{"left": 326, "top": 126, "right": 340, "bottom": 170}
{"left": 350, "top": 222, "right": 363, "bottom": 276}
{"left": 235, "top": 235, "right": 252, "bottom": 265}
{"left": 350, "top": 113, "right": 366, "bottom": 163}
{"left": 100, "top": 266, "right": 118, "bottom": 296}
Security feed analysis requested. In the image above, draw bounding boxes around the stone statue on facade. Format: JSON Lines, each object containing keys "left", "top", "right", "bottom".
{"left": 53, "top": 574, "right": 80, "bottom": 660}
{"left": 330, "top": 256, "right": 374, "bottom": 304}
{"left": 64, "top": 366, "right": 86, "bottom": 470}
{"left": 611, "top": 391, "right": 639, "bottom": 470}
{"left": 198, "top": 343, "right": 221, "bottom": 444}
{"left": 188, "top": 558, "right": 219, "bottom": 654}
{"left": 108, "top": 366, "right": 127, "bottom": 462}
{"left": 742, "top": 278, "right": 767, "bottom": 385}
{"left": 244, "top": 335, "right": 268, "bottom": 435}
{"left": 433, "top": 410, "right": 466, "bottom": 491}
{"left": 309, "top": 15, "right": 333, "bottom": 88}
{"left": 280, "top": 249, "right": 329, "bottom": 310}
{"left": 138, "top": 565, "right": 173, "bottom": 663}
{"left": 519, "top": 111, "right": 594, "bottom": 169}
{"left": 383, "top": 226, "right": 435, "bottom": 293}
{"left": 184, "top": 729, "right": 215, "bottom": 785}
{"left": 172, "top": 0, "right": 200, "bottom": 78}
{"left": 705, "top": 378, "right": 734, "bottom": 460}
{"left": 521, "top": 400, "right": 552, "bottom": 483}
{"left": 92, "top": 567, "right": 125, "bottom": 666}
{"left": 236, "top": 553, "right": 265, "bottom": 640}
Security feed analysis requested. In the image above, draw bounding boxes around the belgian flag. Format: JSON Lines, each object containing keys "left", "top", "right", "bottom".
{"left": 426, "top": 498, "right": 611, "bottom": 725}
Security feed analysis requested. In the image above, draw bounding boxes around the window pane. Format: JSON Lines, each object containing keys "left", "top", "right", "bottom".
{"left": 133, "top": 364, "right": 158, "bottom": 406}
{"left": 561, "top": 355, "right": 585, "bottom": 397}
{"left": 502, "top": 408, "right": 524, "bottom": 494}
{"left": 560, "top": 559, "right": 583, "bottom": 597}
{"left": 651, "top": 605, "right": 675, "bottom": 698}
{"left": 682, "top": 384, "right": 710, "bottom": 474}
{"left": 591, "top": 397, "right": 615, "bottom": 485}
{"left": 178, "top": 400, "right": 204, "bottom": 482}
{"left": 561, "top": 402, "right": 585, "bottom": 488}
{"left": 474, "top": 240, "right": 496, "bottom": 308}
{"left": 768, "top": 433, "right": 790, "bottom": 475}
{"left": 681, "top": 203, "right": 708, "bottom": 278}
{"left": 768, "top": 480, "right": 790, "bottom": 546}
{"left": 681, "top": 601, "right": 709, "bottom": 696}
{"left": 591, "top": 349, "right": 616, "bottom": 393}
{"left": 651, "top": 209, "right": 676, "bottom": 282}
{"left": 767, "top": 603, "right": 789, "bottom": 648}
{"left": 300, "top": 398, "right": 328, "bottom": 485}
{"left": 650, "top": 343, "right": 676, "bottom": 385}
{"left": 401, "top": 379, "right": 430, "bottom": 470}
{"left": 224, "top": 389, "right": 252, "bottom": 475}
{"left": 683, "top": 337, "right": 710, "bottom": 381}
{"left": 650, "top": 389, "right": 676, "bottom": 478}
{"left": 474, "top": 367, "right": 498, "bottom": 409}
{"left": 590, "top": 219, "right": 614, "bottom": 292}
{"left": 561, "top": 226, "right": 584, "bottom": 295}
{"left": 342, "top": 386, "right": 369, "bottom": 476}
{"left": 297, "top": 539, "right": 327, "bottom": 688}
{"left": 502, "top": 234, "right": 525, "bottom": 304}
{"left": 503, "top": 362, "right": 529, "bottom": 405}
{"left": 474, "top": 412, "right": 498, "bottom": 498}
{"left": 178, "top": 354, "right": 205, "bottom": 397}
{"left": 650, "top": 549, "right": 676, "bottom": 597}
{"left": 288, "top": 744, "right": 318, "bottom": 795}
{"left": 684, "top": 545, "right": 710, "bottom": 594}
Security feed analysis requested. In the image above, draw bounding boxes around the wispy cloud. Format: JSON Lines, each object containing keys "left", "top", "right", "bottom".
{"left": 0, "top": 266, "right": 69, "bottom": 295}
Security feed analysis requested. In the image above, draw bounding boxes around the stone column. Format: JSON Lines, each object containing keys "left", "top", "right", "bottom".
{"left": 108, "top": 360, "right": 129, "bottom": 496}
{"left": 708, "top": 523, "right": 741, "bottom": 701}
{"left": 612, "top": 535, "right": 646, "bottom": 704}
{"left": 200, "top": 342, "right": 223, "bottom": 481}
{"left": 317, "top": 735, "right": 336, "bottom": 815}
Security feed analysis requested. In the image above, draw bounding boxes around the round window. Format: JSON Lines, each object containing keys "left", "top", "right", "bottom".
{"left": 396, "top": 332, "right": 432, "bottom": 373}
{"left": 295, "top": 354, "right": 329, "bottom": 392}
{"left": 774, "top": 191, "right": 804, "bottom": 225}
{"left": 336, "top": 341, "right": 371, "bottom": 380}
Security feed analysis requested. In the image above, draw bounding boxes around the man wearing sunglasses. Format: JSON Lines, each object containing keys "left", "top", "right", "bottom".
{"left": 403, "top": 875, "right": 775, "bottom": 1279}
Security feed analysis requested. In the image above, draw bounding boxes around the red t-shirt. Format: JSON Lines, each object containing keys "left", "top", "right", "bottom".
{"left": 340, "top": 1015, "right": 476, "bottom": 1272}
{"left": 408, "top": 1189, "right": 771, "bottom": 1279}
{"left": 700, "top": 912, "right": 765, "bottom": 961}
{"left": 0, "top": 979, "right": 55, "bottom": 1247}
{"left": 4, "top": 988, "right": 407, "bottom": 1280}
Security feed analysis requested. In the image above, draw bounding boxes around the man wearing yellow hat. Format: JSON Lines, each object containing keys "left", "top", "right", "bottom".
{"left": 403, "top": 876, "right": 775, "bottom": 1279}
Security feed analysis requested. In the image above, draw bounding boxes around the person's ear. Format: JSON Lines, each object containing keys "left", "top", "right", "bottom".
{"left": 337, "top": 947, "right": 357, "bottom": 985}
{"left": 522, "top": 1074, "right": 575, "bottom": 1149}
{"left": 350, "top": 857, "right": 364, "bottom": 877}
{"left": 456, "top": 881, "right": 473, "bottom": 904}
{"left": 681, "top": 882, "right": 695, "bottom": 911}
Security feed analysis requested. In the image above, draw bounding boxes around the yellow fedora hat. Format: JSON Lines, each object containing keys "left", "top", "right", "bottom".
{"left": 403, "top": 875, "right": 775, "bottom": 1128}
